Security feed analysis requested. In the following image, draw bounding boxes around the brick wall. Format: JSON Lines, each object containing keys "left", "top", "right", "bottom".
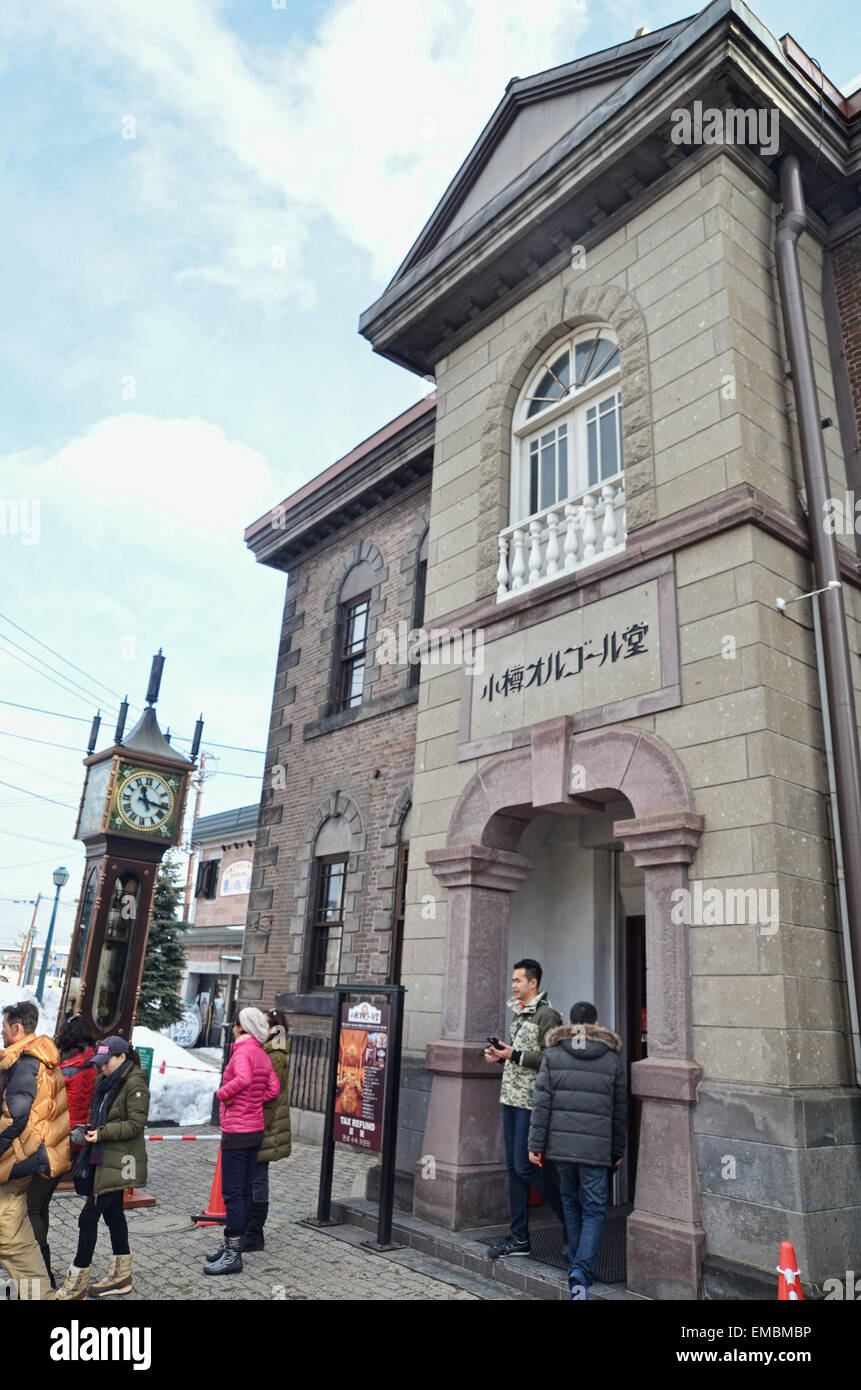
{"left": 832, "top": 230, "right": 861, "bottom": 442}
{"left": 238, "top": 478, "right": 430, "bottom": 1025}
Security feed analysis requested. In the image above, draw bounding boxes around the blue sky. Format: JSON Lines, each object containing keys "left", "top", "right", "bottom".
{"left": 0, "top": 0, "right": 858, "bottom": 951}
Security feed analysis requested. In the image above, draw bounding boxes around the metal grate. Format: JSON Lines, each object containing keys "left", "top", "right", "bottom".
{"left": 475, "top": 1205, "right": 630, "bottom": 1285}
{"left": 288, "top": 1033, "right": 330, "bottom": 1112}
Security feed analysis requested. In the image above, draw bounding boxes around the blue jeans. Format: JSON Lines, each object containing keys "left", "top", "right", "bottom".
{"left": 502, "top": 1104, "right": 563, "bottom": 1243}
{"left": 557, "top": 1162, "right": 608, "bottom": 1289}
{"left": 251, "top": 1161, "right": 269, "bottom": 1204}
{"left": 220, "top": 1145, "right": 261, "bottom": 1236}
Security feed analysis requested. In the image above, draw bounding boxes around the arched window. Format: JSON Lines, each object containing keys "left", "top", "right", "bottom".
{"left": 308, "top": 815, "right": 351, "bottom": 988}
{"left": 333, "top": 560, "right": 377, "bottom": 713}
{"left": 500, "top": 325, "right": 626, "bottom": 598}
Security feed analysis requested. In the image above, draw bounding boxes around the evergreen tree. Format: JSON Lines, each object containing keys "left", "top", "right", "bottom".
{"left": 136, "top": 852, "right": 188, "bottom": 1030}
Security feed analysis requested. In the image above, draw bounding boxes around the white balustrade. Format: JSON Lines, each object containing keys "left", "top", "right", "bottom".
{"left": 496, "top": 476, "right": 626, "bottom": 599}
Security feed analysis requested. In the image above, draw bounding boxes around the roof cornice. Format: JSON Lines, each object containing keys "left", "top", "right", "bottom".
{"left": 360, "top": 0, "right": 859, "bottom": 375}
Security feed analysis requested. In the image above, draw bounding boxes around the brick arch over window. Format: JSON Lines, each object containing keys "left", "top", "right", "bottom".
{"left": 476, "top": 282, "right": 655, "bottom": 596}
{"left": 318, "top": 541, "right": 389, "bottom": 718}
{"left": 290, "top": 792, "right": 367, "bottom": 988}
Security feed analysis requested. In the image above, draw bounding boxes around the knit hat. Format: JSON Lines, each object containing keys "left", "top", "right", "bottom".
{"left": 238, "top": 1007, "right": 269, "bottom": 1043}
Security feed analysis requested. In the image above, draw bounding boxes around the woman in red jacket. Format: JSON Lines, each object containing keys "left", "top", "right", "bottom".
{"left": 204, "top": 1007, "right": 279, "bottom": 1277}
{"left": 27, "top": 1014, "right": 95, "bottom": 1288}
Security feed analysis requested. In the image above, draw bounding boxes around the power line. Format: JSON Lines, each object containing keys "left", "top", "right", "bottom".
{"left": 0, "top": 857, "right": 65, "bottom": 871}
{"left": 0, "top": 638, "right": 113, "bottom": 714}
{"left": 0, "top": 752, "right": 80, "bottom": 788}
{"left": 0, "top": 729, "right": 84, "bottom": 753}
{"left": 0, "top": 778, "right": 77, "bottom": 811}
{"left": 0, "top": 828, "right": 77, "bottom": 850}
{"left": 0, "top": 612, "right": 128, "bottom": 705}
{"left": 0, "top": 699, "right": 90, "bottom": 723}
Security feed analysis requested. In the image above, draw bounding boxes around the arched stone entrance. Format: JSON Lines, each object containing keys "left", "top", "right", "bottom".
{"left": 418, "top": 715, "right": 705, "bottom": 1300}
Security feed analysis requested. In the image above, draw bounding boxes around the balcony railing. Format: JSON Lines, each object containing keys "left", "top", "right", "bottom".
{"left": 497, "top": 475, "right": 626, "bottom": 601}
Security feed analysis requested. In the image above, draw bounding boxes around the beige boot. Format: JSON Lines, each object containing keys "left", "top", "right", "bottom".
{"left": 46, "top": 1264, "right": 90, "bottom": 1301}
{"left": 90, "top": 1253, "right": 133, "bottom": 1297}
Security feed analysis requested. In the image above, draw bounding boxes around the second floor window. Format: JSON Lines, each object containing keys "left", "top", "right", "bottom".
{"left": 513, "top": 326, "right": 622, "bottom": 523}
{"left": 195, "top": 858, "right": 220, "bottom": 899}
{"left": 338, "top": 592, "right": 370, "bottom": 711}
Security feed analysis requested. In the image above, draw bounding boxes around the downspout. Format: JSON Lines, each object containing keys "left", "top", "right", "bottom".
{"left": 775, "top": 154, "right": 861, "bottom": 1079}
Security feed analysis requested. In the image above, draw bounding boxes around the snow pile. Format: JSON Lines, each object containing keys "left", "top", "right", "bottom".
{"left": 132, "top": 1025, "right": 221, "bottom": 1126}
{"left": 0, "top": 984, "right": 61, "bottom": 1040}
{"left": 0, "top": 985, "right": 222, "bottom": 1128}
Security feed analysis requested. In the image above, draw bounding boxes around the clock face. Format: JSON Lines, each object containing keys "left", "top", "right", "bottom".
{"left": 115, "top": 769, "right": 175, "bottom": 833}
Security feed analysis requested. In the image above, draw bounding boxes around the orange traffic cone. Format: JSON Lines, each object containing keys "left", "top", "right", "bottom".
{"left": 193, "top": 1145, "right": 226, "bottom": 1227}
{"left": 776, "top": 1241, "right": 804, "bottom": 1300}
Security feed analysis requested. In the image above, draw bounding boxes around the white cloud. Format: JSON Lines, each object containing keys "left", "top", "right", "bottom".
{"left": 5, "top": 0, "right": 591, "bottom": 302}
{"left": 11, "top": 414, "right": 272, "bottom": 537}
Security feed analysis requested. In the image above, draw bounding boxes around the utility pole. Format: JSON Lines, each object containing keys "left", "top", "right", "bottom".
{"left": 183, "top": 750, "right": 207, "bottom": 918}
{"left": 17, "top": 893, "right": 41, "bottom": 985}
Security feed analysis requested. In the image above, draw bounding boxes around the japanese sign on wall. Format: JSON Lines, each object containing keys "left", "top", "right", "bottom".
{"left": 466, "top": 579, "right": 666, "bottom": 744}
{"left": 333, "top": 996, "right": 390, "bottom": 1154}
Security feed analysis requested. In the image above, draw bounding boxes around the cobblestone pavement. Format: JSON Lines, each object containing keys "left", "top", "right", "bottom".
{"left": 43, "top": 1128, "right": 519, "bottom": 1301}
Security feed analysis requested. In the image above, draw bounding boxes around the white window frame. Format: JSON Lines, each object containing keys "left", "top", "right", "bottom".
{"left": 510, "top": 325, "right": 622, "bottom": 527}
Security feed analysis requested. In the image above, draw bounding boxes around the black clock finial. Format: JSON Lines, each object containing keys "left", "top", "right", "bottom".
{"left": 114, "top": 696, "right": 129, "bottom": 744}
{"left": 87, "top": 710, "right": 101, "bottom": 754}
{"left": 191, "top": 714, "right": 204, "bottom": 759}
{"left": 146, "top": 649, "right": 165, "bottom": 706}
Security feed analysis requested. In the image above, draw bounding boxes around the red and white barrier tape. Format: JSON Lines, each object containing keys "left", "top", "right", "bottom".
{"left": 157, "top": 1060, "right": 218, "bottom": 1075}
{"left": 145, "top": 1134, "right": 222, "bottom": 1141}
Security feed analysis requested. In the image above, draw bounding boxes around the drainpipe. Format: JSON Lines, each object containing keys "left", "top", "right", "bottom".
{"left": 775, "top": 154, "right": 861, "bottom": 1073}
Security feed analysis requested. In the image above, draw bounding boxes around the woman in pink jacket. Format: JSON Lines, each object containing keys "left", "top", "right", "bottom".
{"left": 204, "top": 1008, "right": 279, "bottom": 1277}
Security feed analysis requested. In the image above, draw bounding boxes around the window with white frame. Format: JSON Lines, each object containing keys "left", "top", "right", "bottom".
{"left": 511, "top": 326, "right": 623, "bottom": 523}
{"left": 498, "top": 326, "right": 626, "bottom": 600}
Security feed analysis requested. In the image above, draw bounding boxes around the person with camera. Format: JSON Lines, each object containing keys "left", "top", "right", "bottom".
{"left": 26, "top": 1013, "right": 96, "bottom": 1289}
{"left": 528, "top": 1000, "right": 627, "bottom": 1300}
{"left": 483, "top": 959, "right": 565, "bottom": 1259}
{"left": 50, "top": 1034, "right": 150, "bottom": 1301}
{"left": 0, "top": 1000, "right": 70, "bottom": 1300}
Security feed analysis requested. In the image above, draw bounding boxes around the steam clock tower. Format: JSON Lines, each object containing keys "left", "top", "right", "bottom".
{"left": 61, "top": 652, "right": 202, "bottom": 1041}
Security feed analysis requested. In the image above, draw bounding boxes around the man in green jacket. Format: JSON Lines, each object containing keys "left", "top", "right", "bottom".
{"left": 483, "top": 959, "right": 565, "bottom": 1259}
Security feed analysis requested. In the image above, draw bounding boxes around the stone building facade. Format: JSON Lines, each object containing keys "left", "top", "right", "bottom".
{"left": 356, "top": 3, "right": 861, "bottom": 1299}
{"left": 242, "top": 0, "right": 861, "bottom": 1298}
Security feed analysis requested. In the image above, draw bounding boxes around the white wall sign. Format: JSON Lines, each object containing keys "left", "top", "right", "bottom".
{"left": 460, "top": 558, "right": 679, "bottom": 756}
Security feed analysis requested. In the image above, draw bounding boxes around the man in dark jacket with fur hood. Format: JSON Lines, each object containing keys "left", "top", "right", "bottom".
{"left": 528, "top": 1000, "right": 626, "bottom": 1299}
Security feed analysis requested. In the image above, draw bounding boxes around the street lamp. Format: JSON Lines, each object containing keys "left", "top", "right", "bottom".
{"left": 36, "top": 866, "right": 69, "bottom": 1004}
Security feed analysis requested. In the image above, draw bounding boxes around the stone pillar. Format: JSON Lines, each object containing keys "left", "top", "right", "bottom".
{"left": 414, "top": 844, "right": 532, "bottom": 1229}
{"left": 615, "top": 811, "right": 706, "bottom": 1300}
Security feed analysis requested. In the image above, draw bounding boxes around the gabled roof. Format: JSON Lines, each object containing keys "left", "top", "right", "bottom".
{"left": 389, "top": 17, "right": 695, "bottom": 285}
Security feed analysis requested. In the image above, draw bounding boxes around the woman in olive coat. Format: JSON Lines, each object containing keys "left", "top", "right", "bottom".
{"left": 242, "top": 1009, "right": 291, "bottom": 1251}
{"left": 49, "top": 1035, "right": 150, "bottom": 1301}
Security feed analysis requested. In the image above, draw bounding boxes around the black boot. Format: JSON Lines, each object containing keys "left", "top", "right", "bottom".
{"left": 205, "top": 1235, "right": 227, "bottom": 1264}
{"left": 240, "top": 1201, "right": 268, "bottom": 1253}
{"left": 204, "top": 1233, "right": 242, "bottom": 1276}
{"left": 39, "top": 1245, "right": 57, "bottom": 1291}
